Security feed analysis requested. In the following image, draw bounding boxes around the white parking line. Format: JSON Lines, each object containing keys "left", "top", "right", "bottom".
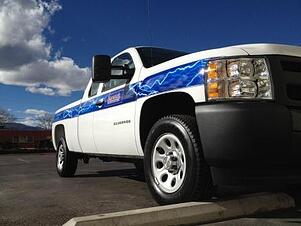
{"left": 17, "top": 158, "right": 31, "bottom": 164}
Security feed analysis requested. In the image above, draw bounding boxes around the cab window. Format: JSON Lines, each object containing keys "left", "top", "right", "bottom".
{"left": 102, "top": 53, "right": 135, "bottom": 92}
{"left": 89, "top": 81, "right": 100, "bottom": 97}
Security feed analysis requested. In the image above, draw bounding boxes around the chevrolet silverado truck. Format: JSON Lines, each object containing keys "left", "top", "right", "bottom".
{"left": 52, "top": 44, "right": 301, "bottom": 204}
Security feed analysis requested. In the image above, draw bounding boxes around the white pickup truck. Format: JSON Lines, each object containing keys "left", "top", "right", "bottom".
{"left": 52, "top": 44, "right": 301, "bottom": 204}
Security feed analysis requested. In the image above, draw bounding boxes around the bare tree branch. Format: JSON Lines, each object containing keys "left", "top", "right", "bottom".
{"left": 36, "top": 113, "right": 53, "bottom": 130}
{"left": 0, "top": 108, "right": 16, "bottom": 126}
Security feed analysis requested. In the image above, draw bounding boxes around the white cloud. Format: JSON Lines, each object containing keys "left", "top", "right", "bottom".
{"left": 1, "top": 57, "right": 90, "bottom": 96}
{"left": 0, "top": 0, "right": 90, "bottom": 96}
{"left": 25, "top": 108, "right": 49, "bottom": 117}
{"left": 62, "top": 36, "right": 71, "bottom": 42}
{"left": 19, "top": 116, "right": 40, "bottom": 127}
{"left": 20, "top": 108, "right": 52, "bottom": 127}
{"left": 26, "top": 86, "right": 55, "bottom": 96}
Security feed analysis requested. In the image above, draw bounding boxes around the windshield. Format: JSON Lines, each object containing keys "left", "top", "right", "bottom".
{"left": 136, "top": 47, "right": 188, "bottom": 68}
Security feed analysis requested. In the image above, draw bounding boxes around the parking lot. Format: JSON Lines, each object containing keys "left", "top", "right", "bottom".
{"left": 0, "top": 153, "right": 156, "bottom": 225}
{"left": 1, "top": 153, "right": 301, "bottom": 226}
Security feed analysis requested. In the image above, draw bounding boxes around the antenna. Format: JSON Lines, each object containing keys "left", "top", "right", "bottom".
{"left": 147, "top": 0, "right": 153, "bottom": 66}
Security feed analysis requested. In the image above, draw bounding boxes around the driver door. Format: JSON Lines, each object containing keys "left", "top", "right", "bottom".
{"left": 93, "top": 53, "right": 138, "bottom": 156}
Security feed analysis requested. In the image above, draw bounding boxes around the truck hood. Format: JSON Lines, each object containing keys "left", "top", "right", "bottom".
{"left": 146, "top": 43, "right": 301, "bottom": 76}
{"left": 235, "top": 43, "right": 301, "bottom": 58}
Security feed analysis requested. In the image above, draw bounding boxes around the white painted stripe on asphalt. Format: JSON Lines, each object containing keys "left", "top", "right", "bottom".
{"left": 17, "top": 158, "right": 31, "bottom": 163}
{"left": 63, "top": 193, "right": 295, "bottom": 226}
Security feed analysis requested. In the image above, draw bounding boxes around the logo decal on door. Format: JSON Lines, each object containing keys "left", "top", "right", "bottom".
{"left": 107, "top": 92, "right": 122, "bottom": 105}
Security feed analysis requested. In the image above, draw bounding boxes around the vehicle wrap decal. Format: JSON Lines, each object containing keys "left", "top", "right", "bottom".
{"left": 53, "top": 59, "right": 208, "bottom": 122}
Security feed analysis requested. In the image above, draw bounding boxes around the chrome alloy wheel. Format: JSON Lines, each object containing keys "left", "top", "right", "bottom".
{"left": 152, "top": 133, "right": 186, "bottom": 193}
{"left": 57, "top": 144, "right": 65, "bottom": 170}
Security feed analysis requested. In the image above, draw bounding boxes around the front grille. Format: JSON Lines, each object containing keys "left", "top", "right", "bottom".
{"left": 281, "top": 61, "right": 301, "bottom": 73}
{"left": 282, "top": 60, "right": 301, "bottom": 102}
{"left": 267, "top": 55, "right": 301, "bottom": 107}
{"left": 287, "top": 84, "right": 301, "bottom": 100}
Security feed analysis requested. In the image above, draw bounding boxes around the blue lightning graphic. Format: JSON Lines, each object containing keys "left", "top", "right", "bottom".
{"left": 54, "top": 59, "right": 208, "bottom": 122}
{"left": 128, "top": 59, "right": 207, "bottom": 97}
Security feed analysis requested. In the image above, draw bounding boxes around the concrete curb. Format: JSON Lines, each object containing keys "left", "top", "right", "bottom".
{"left": 63, "top": 192, "right": 295, "bottom": 226}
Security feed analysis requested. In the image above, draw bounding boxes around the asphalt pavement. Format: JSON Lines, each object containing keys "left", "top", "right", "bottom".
{"left": 0, "top": 153, "right": 156, "bottom": 225}
{"left": 0, "top": 153, "right": 301, "bottom": 226}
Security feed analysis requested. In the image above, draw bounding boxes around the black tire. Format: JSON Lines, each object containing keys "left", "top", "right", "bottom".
{"left": 144, "top": 114, "right": 212, "bottom": 204}
{"left": 56, "top": 137, "right": 78, "bottom": 177}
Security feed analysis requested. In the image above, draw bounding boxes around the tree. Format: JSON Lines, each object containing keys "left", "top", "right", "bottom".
{"left": 0, "top": 108, "right": 16, "bottom": 126}
{"left": 37, "top": 113, "right": 53, "bottom": 130}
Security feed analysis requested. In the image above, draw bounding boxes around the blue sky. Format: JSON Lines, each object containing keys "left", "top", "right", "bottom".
{"left": 0, "top": 0, "right": 301, "bottom": 126}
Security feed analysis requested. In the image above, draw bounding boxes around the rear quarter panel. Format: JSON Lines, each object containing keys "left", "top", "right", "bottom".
{"left": 52, "top": 100, "right": 81, "bottom": 152}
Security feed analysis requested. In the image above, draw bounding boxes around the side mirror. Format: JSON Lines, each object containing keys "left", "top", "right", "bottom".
{"left": 92, "top": 55, "right": 111, "bottom": 82}
{"left": 111, "top": 65, "right": 134, "bottom": 78}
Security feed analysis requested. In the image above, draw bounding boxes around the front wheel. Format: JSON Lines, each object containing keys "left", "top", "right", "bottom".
{"left": 56, "top": 137, "right": 78, "bottom": 177}
{"left": 144, "top": 115, "right": 212, "bottom": 204}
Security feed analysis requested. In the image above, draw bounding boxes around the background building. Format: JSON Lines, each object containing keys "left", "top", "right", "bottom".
{"left": 0, "top": 123, "right": 52, "bottom": 150}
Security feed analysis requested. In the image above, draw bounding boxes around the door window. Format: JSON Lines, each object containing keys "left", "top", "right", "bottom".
{"left": 89, "top": 81, "right": 100, "bottom": 97}
{"left": 102, "top": 53, "right": 135, "bottom": 92}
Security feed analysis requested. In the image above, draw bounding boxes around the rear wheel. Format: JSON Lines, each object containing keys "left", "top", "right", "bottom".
{"left": 144, "top": 115, "right": 212, "bottom": 204}
{"left": 56, "top": 137, "right": 78, "bottom": 177}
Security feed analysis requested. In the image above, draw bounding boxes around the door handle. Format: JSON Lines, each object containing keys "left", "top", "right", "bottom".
{"left": 95, "top": 99, "right": 104, "bottom": 106}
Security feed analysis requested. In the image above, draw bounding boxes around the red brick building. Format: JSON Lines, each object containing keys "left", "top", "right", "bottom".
{"left": 0, "top": 130, "right": 52, "bottom": 150}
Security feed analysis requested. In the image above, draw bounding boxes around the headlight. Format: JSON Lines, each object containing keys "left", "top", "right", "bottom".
{"left": 205, "top": 58, "right": 273, "bottom": 100}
